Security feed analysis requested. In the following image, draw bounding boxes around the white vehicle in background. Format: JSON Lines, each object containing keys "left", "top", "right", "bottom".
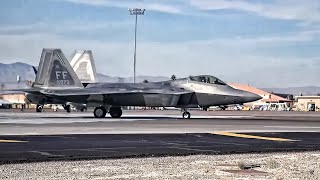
{"left": 233, "top": 105, "right": 243, "bottom": 110}
{"left": 267, "top": 103, "right": 290, "bottom": 111}
{"left": 259, "top": 104, "right": 268, "bottom": 111}
{"left": 51, "top": 104, "right": 65, "bottom": 111}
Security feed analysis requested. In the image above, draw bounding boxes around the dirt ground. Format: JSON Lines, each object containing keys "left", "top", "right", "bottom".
{"left": 1, "top": 151, "right": 320, "bottom": 180}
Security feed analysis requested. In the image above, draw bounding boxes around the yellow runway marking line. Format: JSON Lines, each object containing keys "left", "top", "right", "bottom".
{"left": 0, "top": 139, "right": 28, "bottom": 143}
{"left": 211, "top": 132, "right": 298, "bottom": 142}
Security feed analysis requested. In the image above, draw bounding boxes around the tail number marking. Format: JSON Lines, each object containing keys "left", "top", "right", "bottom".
{"left": 57, "top": 80, "right": 70, "bottom": 85}
{"left": 55, "top": 71, "right": 68, "bottom": 79}
{"left": 55, "top": 71, "right": 70, "bottom": 85}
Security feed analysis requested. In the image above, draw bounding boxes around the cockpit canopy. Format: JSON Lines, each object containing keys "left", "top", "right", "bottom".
{"left": 189, "top": 75, "right": 226, "bottom": 85}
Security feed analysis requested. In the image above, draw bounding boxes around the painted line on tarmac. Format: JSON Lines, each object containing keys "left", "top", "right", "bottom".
{"left": 0, "top": 139, "right": 28, "bottom": 143}
{"left": 211, "top": 132, "right": 298, "bottom": 142}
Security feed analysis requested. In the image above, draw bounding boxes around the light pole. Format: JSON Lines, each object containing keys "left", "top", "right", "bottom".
{"left": 128, "top": 8, "right": 145, "bottom": 83}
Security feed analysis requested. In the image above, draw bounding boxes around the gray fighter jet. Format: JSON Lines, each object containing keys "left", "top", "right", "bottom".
{"left": 24, "top": 48, "right": 261, "bottom": 118}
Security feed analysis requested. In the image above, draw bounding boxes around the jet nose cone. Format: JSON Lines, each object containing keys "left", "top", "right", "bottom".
{"left": 243, "top": 92, "right": 262, "bottom": 102}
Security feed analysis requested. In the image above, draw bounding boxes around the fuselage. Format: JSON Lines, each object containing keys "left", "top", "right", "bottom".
{"left": 25, "top": 76, "right": 261, "bottom": 108}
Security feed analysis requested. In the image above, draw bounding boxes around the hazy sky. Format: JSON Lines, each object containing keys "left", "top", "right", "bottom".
{"left": 0, "top": 0, "right": 320, "bottom": 87}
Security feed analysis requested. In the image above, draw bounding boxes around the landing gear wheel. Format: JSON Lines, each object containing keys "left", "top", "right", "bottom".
{"left": 64, "top": 105, "right": 71, "bottom": 113}
{"left": 109, "top": 107, "right": 122, "bottom": 118}
{"left": 36, "top": 105, "right": 43, "bottom": 112}
{"left": 94, "top": 107, "right": 107, "bottom": 118}
{"left": 182, "top": 111, "right": 191, "bottom": 119}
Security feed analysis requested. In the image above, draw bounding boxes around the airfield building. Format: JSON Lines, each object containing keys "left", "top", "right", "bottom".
{"left": 228, "top": 83, "right": 294, "bottom": 110}
{"left": 295, "top": 96, "right": 320, "bottom": 111}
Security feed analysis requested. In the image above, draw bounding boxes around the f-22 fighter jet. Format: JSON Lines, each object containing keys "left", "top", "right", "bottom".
{"left": 25, "top": 49, "right": 261, "bottom": 119}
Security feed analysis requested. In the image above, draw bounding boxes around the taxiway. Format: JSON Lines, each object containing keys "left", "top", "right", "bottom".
{"left": 0, "top": 110, "right": 320, "bottom": 163}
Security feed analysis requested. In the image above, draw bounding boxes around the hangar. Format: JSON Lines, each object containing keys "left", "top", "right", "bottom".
{"left": 295, "top": 96, "right": 320, "bottom": 111}
{"left": 228, "top": 83, "right": 294, "bottom": 110}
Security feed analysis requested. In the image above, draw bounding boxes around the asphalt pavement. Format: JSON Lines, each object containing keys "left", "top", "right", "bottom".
{"left": 1, "top": 110, "right": 320, "bottom": 164}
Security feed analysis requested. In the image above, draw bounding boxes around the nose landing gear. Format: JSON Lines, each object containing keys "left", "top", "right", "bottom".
{"left": 63, "top": 105, "right": 71, "bottom": 113}
{"left": 182, "top": 109, "right": 191, "bottom": 119}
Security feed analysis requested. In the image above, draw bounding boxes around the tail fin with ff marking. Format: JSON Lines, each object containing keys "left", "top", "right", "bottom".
{"left": 70, "top": 50, "right": 97, "bottom": 84}
{"left": 33, "top": 49, "right": 83, "bottom": 89}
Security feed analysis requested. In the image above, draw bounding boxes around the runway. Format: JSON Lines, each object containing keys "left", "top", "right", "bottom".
{"left": 1, "top": 110, "right": 320, "bottom": 134}
{"left": 1, "top": 110, "right": 320, "bottom": 164}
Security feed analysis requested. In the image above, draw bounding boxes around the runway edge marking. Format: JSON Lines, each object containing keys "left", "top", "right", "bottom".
{"left": 211, "top": 132, "right": 298, "bottom": 142}
{"left": 0, "top": 139, "right": 28, "bottom": 143}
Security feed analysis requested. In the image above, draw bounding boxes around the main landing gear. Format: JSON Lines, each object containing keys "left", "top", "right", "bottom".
{"left": 93, "top": 106, "right": 122, "bottom": 118}
{"left": 93, "top": 107, "right": 107, "bottom": 118}
{"left": 182, "top": 109, "right": 191, "bottom": 119}
{"left": 109, "top": 107, "right": 122, "bottom": 118}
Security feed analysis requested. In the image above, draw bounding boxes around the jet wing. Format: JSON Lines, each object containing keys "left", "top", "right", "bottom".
{"left": 0, "top": 88, "right": 43, "bottom": 95}
{"left": 0, "top": 90, "right": 26, "bottom": 95}
{"left": 40, "top": 87, "right": 191, "bottom": 96}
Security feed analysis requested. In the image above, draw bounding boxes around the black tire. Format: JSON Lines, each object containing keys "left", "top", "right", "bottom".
{"left": 36, "top": 105, "right": 43, "bottom": 112}
{"left": 182, "top": 112, "right": 191, "bottom": 119}
{"left": 66, "top": 105, "right": 71, "bottom": 113}
{"left": 94, "top": 107, "right": 107, "bottom": 118}
{"left": 64, "top": 105, "right": 71, "bottom": 113}
{"left": 109, "top": 107, "right": 122, "bottom": 118}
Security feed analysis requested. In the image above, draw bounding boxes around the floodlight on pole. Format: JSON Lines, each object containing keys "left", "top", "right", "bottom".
{"left": 128, "top": 8, "right": 145, "bottom": 83}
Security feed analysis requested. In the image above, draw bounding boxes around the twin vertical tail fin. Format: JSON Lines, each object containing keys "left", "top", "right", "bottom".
{"left": 33, "top": 49, "right": 83, "bottom": 89}
{"left": 70, "top": 50, "right": 97, "bottom": 84}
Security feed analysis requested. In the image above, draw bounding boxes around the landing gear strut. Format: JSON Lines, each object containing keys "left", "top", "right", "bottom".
{"left": 182, "top": 109, "right": 191, "bottom": 119}
{"left": 63, "top": 105, "right": 71, "bottom": 113}
{"left": 36, "top": 105, "right": 43, "bottom": 112}
{"left": 109, "top": 107, "right": 122, "bottom": 118}
{"left": 93, "top": 107, "right": 107, "bottom": 118}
